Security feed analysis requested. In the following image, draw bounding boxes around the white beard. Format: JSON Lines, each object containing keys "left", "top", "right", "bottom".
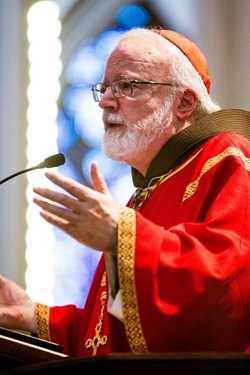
{"left": 102, "top": 97, "right": 175, "bottom": 162}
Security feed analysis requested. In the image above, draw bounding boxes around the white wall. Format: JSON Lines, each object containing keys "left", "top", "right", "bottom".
{"left": 0, "top": 0, "right": 30, "bottom": 286}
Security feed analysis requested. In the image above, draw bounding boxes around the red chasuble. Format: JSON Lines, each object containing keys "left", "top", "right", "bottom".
{"left": 36, "top": 110, "right": 250, "bottom": 356}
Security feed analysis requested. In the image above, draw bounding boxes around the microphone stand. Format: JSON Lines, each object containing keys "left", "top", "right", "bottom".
{"left": 0, "top": 153, "right": 65, "bottom": 185}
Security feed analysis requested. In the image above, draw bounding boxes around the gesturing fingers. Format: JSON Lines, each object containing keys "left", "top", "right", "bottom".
{"left": 32, "top": 169, "right": 119, "bottom": 252}
{"left": 33, "top": 193, "right": 77, "bottom": 224}
{"left": 40, "top": 171, "right": 94, "bottom": 201}
{"left": 90, "top": 161, "right": 111, "bottom": 196}
{"left": 33, "top": 185, "right": 80, "bottom": 213}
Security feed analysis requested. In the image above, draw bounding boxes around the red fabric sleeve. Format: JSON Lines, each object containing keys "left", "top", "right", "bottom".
{"left": 49, "top": 304, "right": 82, "bottom": 356}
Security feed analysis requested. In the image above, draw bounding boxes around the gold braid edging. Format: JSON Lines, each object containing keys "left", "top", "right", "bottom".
{"left": 118, "top": 206, "right": 148, "bottom": 353}
{"left": 34, "top": 302, "right": 51, "bottom": 341}
{"left": 183, "top": 147, "right": 250, "bottom": 202}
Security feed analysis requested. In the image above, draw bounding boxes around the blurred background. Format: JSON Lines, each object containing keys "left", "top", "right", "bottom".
{"left": 0, "top": 0, "right": 249, "bottom": 308}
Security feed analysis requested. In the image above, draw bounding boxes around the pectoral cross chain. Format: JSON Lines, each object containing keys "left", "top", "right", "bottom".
{"left": 85, "top": 290, "right": 108, "bottom": 355}
{"left": 85, "top": 321, "right": 107, "bottom": 356}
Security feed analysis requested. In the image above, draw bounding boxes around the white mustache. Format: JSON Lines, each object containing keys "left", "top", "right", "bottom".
{"left": 103, "top": 112, "right": 126, "bottom": 126}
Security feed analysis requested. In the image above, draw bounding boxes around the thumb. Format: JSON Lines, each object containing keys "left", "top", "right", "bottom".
{"left": 90, "top": 161, "right": 111, "bottom": 196}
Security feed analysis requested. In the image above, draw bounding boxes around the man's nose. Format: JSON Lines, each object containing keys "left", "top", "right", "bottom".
{"left": 98, "top": 87, "right": 119, "bottom": 110}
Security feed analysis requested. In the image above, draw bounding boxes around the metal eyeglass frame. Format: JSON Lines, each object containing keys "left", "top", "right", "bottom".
{"left": 91, "top": 78, "right": 179, "bottom": 102}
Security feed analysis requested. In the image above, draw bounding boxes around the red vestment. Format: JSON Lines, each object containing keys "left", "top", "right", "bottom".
{"left": 36, "top": 110, "right": 250, "bottom": 357}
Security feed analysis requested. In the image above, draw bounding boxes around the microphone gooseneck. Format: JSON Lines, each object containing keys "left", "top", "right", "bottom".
{"left": 0, "top": 153, "right": 65, "bottom": 185}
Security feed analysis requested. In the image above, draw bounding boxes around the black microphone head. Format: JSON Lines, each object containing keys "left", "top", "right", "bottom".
{"left": 39, "top": 153, "right": 65, "bottom": 169}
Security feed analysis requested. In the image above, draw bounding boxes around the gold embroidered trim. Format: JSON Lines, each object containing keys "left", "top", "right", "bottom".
{"left": 34, "top": 302, "right": 51, "bottom": 341}
{"left": 130, "top": 149, "right": 202, "bottom": 210}
{"left": 183, "top": 147, "right": 250, "bottom": 202}
{"left": 118, "top": 206, "right": 148, "bottom": 353}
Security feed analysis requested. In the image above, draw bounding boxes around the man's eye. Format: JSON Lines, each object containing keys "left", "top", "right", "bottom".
{"left": 120, "top": 81, "right": 131, "bottom": 90}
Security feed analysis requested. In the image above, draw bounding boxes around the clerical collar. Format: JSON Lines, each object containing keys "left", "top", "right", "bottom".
{"left": 132, "top": 109, "right": 250, "bottom": 189}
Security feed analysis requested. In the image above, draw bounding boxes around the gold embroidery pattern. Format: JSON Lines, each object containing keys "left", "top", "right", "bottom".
{"left": 118, "top": 206, "right": 148, "bottom": 353}
{"left": 130, "top": 149, "right": 202, "bottom": 210}
{"left": 35, "top": 302, "right": 51, "bottom": 341}
{"left": 183, "top": 147, "right": 250, "bottom": 202}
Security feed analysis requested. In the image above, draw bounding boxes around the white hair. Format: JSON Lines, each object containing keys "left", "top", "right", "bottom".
{"left": 166, "top": 43, "right": 221, "bottom": 121}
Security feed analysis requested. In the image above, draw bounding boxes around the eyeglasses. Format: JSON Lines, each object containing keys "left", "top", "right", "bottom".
{"left": 91, "top": 78, "right": 179, "bottom": 102}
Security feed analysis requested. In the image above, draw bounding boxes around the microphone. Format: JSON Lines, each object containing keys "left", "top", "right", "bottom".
{"left": 0, "top": 153, "right": 65, "bottom": 185}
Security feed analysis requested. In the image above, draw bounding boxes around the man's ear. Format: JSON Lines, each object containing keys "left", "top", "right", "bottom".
{"left": 176, "top": 88, "right": 198, "bottom": 120}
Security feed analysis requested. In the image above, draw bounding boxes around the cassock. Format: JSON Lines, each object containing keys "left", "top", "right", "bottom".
{"left": 35, "top": 109, "right": 250, "bottom": 357}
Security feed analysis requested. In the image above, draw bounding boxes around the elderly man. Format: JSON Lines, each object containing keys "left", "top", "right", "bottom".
{"left": 1, "top": 27, "right": 250, "bottom": 357}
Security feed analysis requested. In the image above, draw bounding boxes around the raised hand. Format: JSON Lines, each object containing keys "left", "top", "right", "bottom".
{"left": 33, "top": 161, "right": 119, "bottom": 255}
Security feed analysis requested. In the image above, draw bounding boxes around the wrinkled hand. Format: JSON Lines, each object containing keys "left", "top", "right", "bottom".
{"left": 33, "top": 161, "right": 119, "bottom": 255}
{"left": 0, "top": 275, "right": 37, "bottom": 333}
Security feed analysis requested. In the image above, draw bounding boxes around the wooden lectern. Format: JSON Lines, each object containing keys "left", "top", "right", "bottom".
{"left": 1, "top": 327, "right": 250, "bottom": 374}
{"left": 0, "top": 327, "right": 67, "bottom": 372}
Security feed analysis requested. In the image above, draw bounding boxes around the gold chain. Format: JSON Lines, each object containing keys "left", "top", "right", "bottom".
{"left": 85, "top": 277, "right": 108, "bottom": 355}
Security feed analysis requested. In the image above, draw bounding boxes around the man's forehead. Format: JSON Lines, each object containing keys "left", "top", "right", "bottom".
{"left": 110, "top": 34, "right": 167, "bottom": 59}
{"left": 106, "top": 56, "right": 155, "bottom": 68}
{"left": 105, "top": 42, "right": 167, "bottom": 75}
{"left": 104, "top": 56, "right": 159, "bottom": 80}
{"left": 103, "top": 32, "right": 172, "bottom": 81}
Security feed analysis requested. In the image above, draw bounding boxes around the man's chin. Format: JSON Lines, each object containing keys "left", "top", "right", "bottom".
{"left": 102, "top": 147, "right": 125, "bottom": 161}
{"left": 102, "top": 131, "right": 142, "bottom": 162}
